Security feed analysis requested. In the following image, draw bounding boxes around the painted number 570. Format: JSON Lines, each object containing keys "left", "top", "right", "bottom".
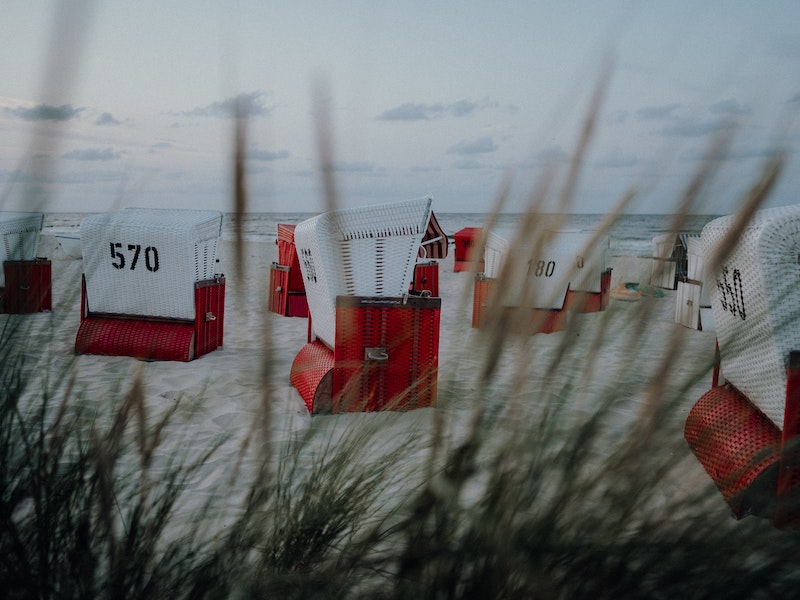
{"left": 110, "top": 242, "right": 160, "bottom": 272}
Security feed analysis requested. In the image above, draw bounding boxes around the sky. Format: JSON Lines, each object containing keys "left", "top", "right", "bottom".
{"left": 1, "top": 1, "right": 799, "bottom": 215}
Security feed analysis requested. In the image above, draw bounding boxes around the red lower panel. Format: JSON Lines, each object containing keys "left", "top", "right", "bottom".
{"left": 776, "top": 353, "right": 800, "bottom": 529}
{"left": 75, "top": 317, "right": 195, "bottom": 361}
{"left": 76, "top": 276, "right": 224, "bottom": 362}
{"left": 472, "top": 276, "right": 566, "bottom": 334}
{"left": 287, "top": 293, "right": 309, "bottom": 318}
{"left": 565, "top": 269, "right": 612, "bottom": 313}
{"left": 413, "top": 261, "right": 439, "bottom": 297}
{"left": 333, "top": 295, "right": 440, "bottom": 413}
{"left": 685, "top": 385, "right": 781, "bottom": 519}
{"left": 3, "top": 259, "right": 52, "bottom": 314}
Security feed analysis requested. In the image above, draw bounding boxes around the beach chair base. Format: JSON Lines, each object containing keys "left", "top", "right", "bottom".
{"left": 685, "top": 384, "right": 781, "bottom": 519}
{"left": 1, "top": 259, "right": 52, "bottom": 314}
{"left": 454, "top": 259, "right": 484, "bottom": 273}
{"left": 290, "top": 295, "right": 441, "bottom": 414}
{"left": 564, "top": 268, "right": 613, "bottom": 313}
{"left": 472, "top": 269, "right": 611, "bottom": 334}
{"left": 685, "top": 351, "right": 800, "bottom": 528}
{"left": 75, "top": 275, "right": 225, "bottom": 361}
{"left": 269, "top": 263, "right": 309, "bottom": 317}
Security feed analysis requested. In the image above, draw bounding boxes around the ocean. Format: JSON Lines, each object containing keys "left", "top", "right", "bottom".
{"left": 42, "top": 212, "right": 720, "bottom": 258}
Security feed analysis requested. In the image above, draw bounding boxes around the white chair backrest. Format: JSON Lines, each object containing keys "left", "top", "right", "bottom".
{"left": 483, "top": 229, "right": 608, "bottom": 309}
{"left": 293, "top": 197, "right": 432, "bottom": 348}
{"left": 81, "top": 208, "right": 222, "bottom": 320}
{"left": 0, "top": 212, "right": 44, "bottom": 286}
{"left": 701, "top": 204, "right": 800, "bottom": 428}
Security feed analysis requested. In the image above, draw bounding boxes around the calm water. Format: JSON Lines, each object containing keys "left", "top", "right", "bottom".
{"left": 43, "top": 212, "right": 720, "bottom": 257}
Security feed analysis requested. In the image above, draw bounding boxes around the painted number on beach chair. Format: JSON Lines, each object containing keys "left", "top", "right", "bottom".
{"left": 717, "top": 266, "right": 746, "bottom": 320}
{"left": 528, "top": 259, "right": 556, "bottom": 278}
{"left": 109, "top": 242, "right": 160, "bottom": 272}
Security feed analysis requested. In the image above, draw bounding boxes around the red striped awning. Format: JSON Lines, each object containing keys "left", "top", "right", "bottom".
{"left": 419, "top": 211, "right": 448, "bottom": 259}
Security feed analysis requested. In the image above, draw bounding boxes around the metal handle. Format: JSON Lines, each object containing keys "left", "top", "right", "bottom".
{"left": 365, "top": 347, "right": 388, "bottom": 362}
{"left": 205, "top": 312, "right": 216, "bottom": 322}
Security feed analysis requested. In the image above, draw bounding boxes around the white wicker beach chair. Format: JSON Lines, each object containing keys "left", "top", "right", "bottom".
{"left": 700, "top": 204, "right": 800, "bottom": 428}
{"left": 76, "top": 208, "right": 225, "bottom": 361}
{"left": 483, "top": 229, "right": 609, "bottom": 310}
{"left": 684, "top": 205, "right": 800, "bottom": 526}
{"left": 80, "top": 208, "right": 222, "bottom": 321}
{"left": 0, "top": 212, "right": 44, "bottom": 287}
{"left": 293, "top": 197, "right": 432, "bottom": 348}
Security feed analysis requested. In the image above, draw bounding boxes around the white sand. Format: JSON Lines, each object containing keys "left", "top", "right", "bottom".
{"left": 8, "top": 235, "right": 718, "bottom": 524}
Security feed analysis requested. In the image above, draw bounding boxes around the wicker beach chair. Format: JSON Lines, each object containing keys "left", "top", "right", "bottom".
{"left": 0, "top": 211, "right": 51, "bottom": 314}
{"left": 473, "top": 229, "right": 612, "bottom": 334}
{"left": 269, "top": 223, "right": 309, "bottom": 318}
{"left": 453, "top": 227, "right": 484, "bottom": 272}
{"left": 289, "top": 197, "right": 441, "bottom": 414}
{"left": 675, "top": 234, "right": 711, "bottom": 330}
{"left": 413, "top": 210, "right": 448, "bottom": 297}
{"left": 74, "top": 208, "right": 225, "bottom": 361}
{"left": 684, "top": 205, "right": 800, "bottom": 527}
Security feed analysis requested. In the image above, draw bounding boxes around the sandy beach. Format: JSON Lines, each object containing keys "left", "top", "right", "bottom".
{"left": 8, "top": 234, "right": 718, "bottom": 529}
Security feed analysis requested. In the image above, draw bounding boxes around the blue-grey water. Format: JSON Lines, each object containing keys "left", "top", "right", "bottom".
{"left": 43, "top": 212, "right": 720, "bottom": 257}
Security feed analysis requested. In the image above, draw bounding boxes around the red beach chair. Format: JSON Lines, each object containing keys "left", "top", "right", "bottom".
{"left": 0, "top": 212, "right": 51, "bottom": 314}
{"left": 289, "top": 197, "right": 441, "bottom": 414}
{"left": 412, "top": 210, "right": 448, "bottom": 297}
{"left": 269, "top": 223, "right": 309, "bottom": 317}
{"left": 453, "top": 227, "right": 484, "bottom": 272}
{"left": 74, "top": 208, "right": 225, "bottom": 361}
{"left": 472, "top": 229, "right": 612, "bottom": 334}
{"left": 684, "top": 205, "right": 800, "bottom": 528}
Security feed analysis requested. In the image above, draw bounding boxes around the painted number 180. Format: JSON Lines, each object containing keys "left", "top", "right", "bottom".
{"left": 110, "top": 242, "right": 160, "bottom": 272}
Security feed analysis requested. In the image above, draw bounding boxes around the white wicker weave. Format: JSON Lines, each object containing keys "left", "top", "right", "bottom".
{"left": 81, "top": 208, "right": 222, "bottom": 320}
{"left": 0, "top": 212, "right": 44, "bottom": 287}
{"left": 293, "top": 197, "right": 432, "bottom": 348}
{"left": 701, "top": 204, "right": 800, "bottom": 428}
{"left": 483, "top": 229, "right": 608, "bottom": 309}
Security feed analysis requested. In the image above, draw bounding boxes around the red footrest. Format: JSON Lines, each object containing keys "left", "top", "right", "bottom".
{"left": 685, "top": 385, "right": 781, "bottom": 518}
{"left": 75, "top": 317, "right": 196, "bottom": 361}
{"left": 290, "top": 340, "right": 335, "bottom": 413}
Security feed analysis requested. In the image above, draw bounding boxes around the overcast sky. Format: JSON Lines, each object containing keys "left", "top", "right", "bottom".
{"left": 1, "top": 1, "right": 799, "bottom": 214}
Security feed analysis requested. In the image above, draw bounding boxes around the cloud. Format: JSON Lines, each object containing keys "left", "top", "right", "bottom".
{"left": 95, "top": 111, "right": 121, "bottom": 126}
{"left": 249, "top": 149, "right": 290, "bottom": 161}
{"left": 592, "top": 147, "right": 638, "bottom": 169}
{"left": 376, "top": 98, "right": 497, "bottom": 121}
{"left": 5, "top": 103, "right": 83, "bottom": 122}
{"left": 607, "top": 110, "right": 629, "bottom": 125}
{"left": 62, "top": 147, "right": 123, "bottom": 161}
{"left": 176, "top": 91, "right": 270, "bottom": 119}
{"left": 330, "top": 160, "right": 377, "bottom": 173}
{"left": 636, "top": 104, "right": 681, "bottom": 121}
{"left": 447, "top": 136, "right": 497, "bottom": 155}
{"left": 709, "top": 99, "right": 752, "bottom": 116}
{"left": 658, "top": 117, "right": 733, "bottom": 138}
{"left": 788, "top": 92, "right": 800, "bottom": 108}
{"left": 452, "top": 158, "right": 486, "bottom": 170}
{"left": 148, "top": 142, "right": 173, "bottom": 153}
